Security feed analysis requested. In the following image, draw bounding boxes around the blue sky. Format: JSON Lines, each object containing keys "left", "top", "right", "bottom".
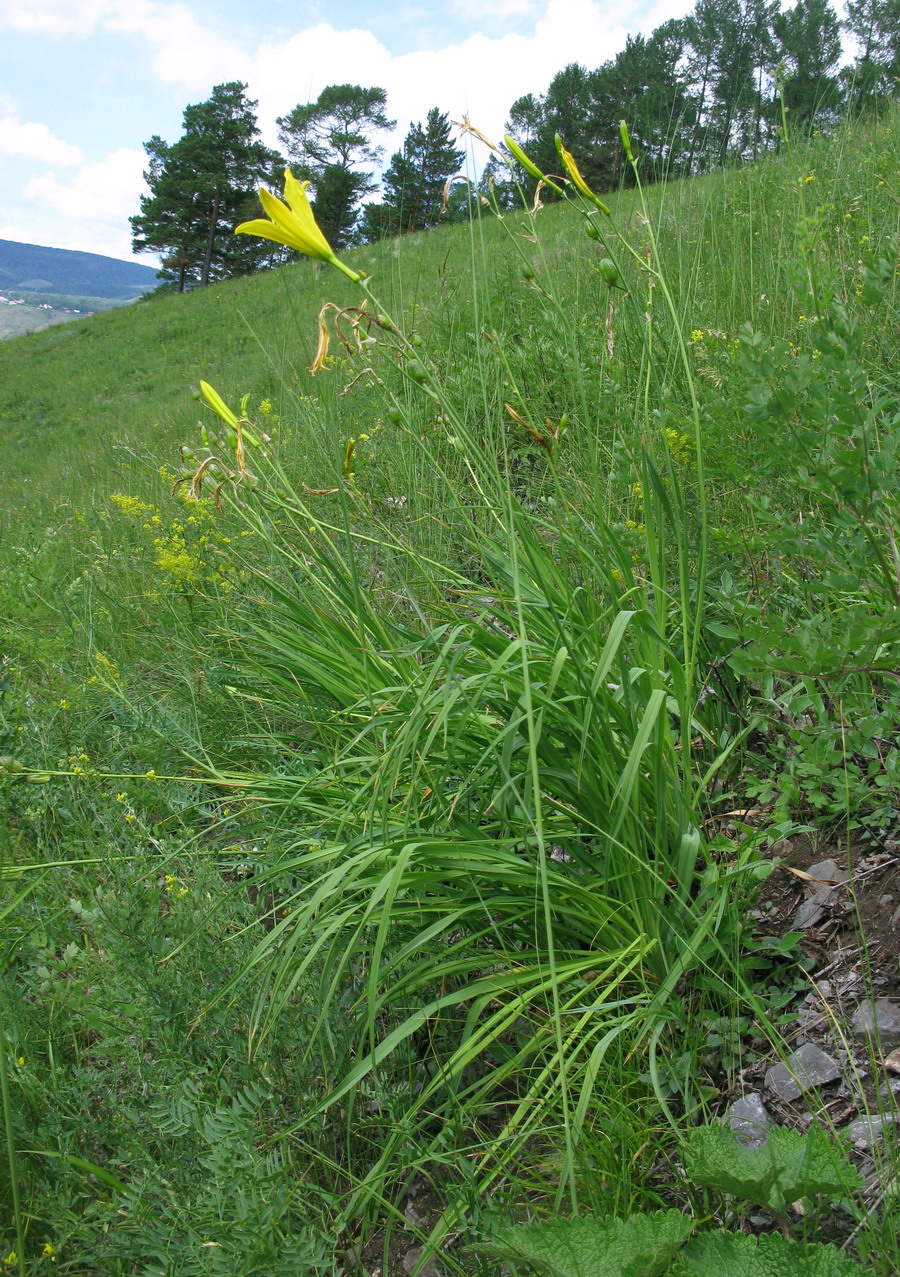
{"left": 1, "top": 0, "right": 696, "bottom": 263}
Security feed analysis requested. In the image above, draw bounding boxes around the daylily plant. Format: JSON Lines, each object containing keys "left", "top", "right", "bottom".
{"left": 236, "top": 169, "right": 362, "bottom": 283}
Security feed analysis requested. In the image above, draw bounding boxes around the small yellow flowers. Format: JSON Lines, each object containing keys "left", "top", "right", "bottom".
{"left": 145, "top": 769, "right": 157, "bottom": 781}
{"left": 555, "top": 135, "right": 611, "bottom": 215}
{"left": 116, "top": 792, "right": 126, "bottom": 803}
{"left": 58, "top": 699, "right": 70, "bottom": 710}
{"left": 236, "top": 170, "right": 362, "bottom": 283}
{"left": 690, "top": 330, "right": 705, "bottom": 343}
{"left": 111, "top": 493, "right": 154, "bottom": 518}
{"left": 4, "top": 1251, "right": 17, "bottom": 1268}
{"left": 42, "top": 1242, "right": 55, "bottom": 1259}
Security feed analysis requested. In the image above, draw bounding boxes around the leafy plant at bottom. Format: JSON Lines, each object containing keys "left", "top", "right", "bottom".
{"left": 476, "top": 1123, "right": 865, "bottom": 1276}
{"left": 682, "top": 1120, "right": 862, "bottom": 1217}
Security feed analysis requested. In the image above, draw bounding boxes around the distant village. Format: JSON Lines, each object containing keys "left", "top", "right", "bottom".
{"left": 0, "top": 294, "right": 93, "bottom": 315}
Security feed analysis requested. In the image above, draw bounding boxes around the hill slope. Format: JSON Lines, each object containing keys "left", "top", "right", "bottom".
{"left": 0, "top": 238, "right": 159, "bottom": 300}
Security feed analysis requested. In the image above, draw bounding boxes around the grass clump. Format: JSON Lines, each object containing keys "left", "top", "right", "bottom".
{"left": 0, "top": 104, "right": 899, "bottom": 1272}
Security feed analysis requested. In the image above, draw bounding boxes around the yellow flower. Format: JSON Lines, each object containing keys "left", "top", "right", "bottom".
{"left": 555, "top": 135, "right": 610, "bottom": 214}
{"left": 236, "top": 170, "right": 361, "bottom": 283}
{"left": 42, "top": 1243, "right": 55, "bottom": 1258}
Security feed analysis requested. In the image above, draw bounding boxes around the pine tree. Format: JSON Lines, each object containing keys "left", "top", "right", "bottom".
{"left": 377, "top": 109, "right": 464, "bottom": 234}
{"left": 131, "top": 83, "right": 282, "bottom": 291}
{"left": 276, "top": 85, "right": 394, "bottom": 247}
{"left": 843, "top": 0, "right": 900, "bottom": 107}
{"left": 775, "top": 0, "right": 843, "bottom": 128}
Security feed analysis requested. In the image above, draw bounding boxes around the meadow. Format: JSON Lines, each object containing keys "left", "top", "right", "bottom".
{"left": 1, "top": 110, "right": 899, "bottom": 1275}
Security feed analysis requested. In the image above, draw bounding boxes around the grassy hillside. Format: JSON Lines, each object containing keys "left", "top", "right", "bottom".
{"left": 0, "top": 238, "right": 159, "bottom": 300}
{"left": 1, "top": 112, "right": 899, "bottom": 1275}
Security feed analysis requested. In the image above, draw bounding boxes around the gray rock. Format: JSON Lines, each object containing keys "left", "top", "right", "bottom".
{"left": 765, "top": 1042, "right": 842, "bottom": 1101}
{"left": 793, "top": 900, "right": 826, "bottom": 929}
{"left": 805, "top": 859, "right": 847, "bottom": 899}
{"left": 879, "top": 1077, "right": 900, "bottom": 1100}
{"left": 401, "top": 1248, "right": 442, "bottom": 1277}
{"left": 842, "top": 1114, "right": 895, "bottom": 1150}
{"left": 728, "top": 1093, "right": 770, "bottom": 1148}
{"left": 852, "top": 999, "right": 900, "bottom": 1041}
{"left": 791, "top": 859, "right": 847, "bottom": 928}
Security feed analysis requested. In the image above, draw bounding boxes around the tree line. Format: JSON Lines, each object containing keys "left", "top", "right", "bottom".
{"left": 130, "top": 0, "right": 899, "bottom": 290}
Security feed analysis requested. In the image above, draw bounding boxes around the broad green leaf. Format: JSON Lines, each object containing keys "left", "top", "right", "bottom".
{"left": 671, "top": 1230, "right": 864, "bottom": 1276}
{"left": 683, "top": 1124, "right": 862, "bottom": 1214}
{"left": 478, "top": 1210, "right": 694, "bottom": 1277}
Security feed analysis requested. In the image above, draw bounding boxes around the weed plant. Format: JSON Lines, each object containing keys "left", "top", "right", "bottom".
{"left": 0, "top": 105, "right": 898, "bottom": 1271}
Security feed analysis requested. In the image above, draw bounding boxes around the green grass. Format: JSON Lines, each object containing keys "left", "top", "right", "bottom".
{"left": 0, "top": 108, "right": 899, "bottom": 1273}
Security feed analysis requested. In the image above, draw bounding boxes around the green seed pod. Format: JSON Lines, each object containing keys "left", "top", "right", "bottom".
{"left": 584, "top": 220, "right": 601, "bottom": 241}
{"left": 406, "top": 360, "right": 429, "bottom": 384}
{"left": 412, "top": 334, "right": 424, "bottom": 349}
{"left": 598, "top": 258, "right": 622, "bottom": 288}
{"left": 522, "top": 264, "right": 536, "bottom": 280}
{"left": 387, "top": 407, "right": 403, "bottom": 424}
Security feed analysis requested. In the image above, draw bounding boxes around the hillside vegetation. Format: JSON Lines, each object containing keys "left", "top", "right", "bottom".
{"left": 1, "top": 111, "right": 899, "bottom": 1275}
{"left": 0, "top": 240, "right": 158, "bottom": 301}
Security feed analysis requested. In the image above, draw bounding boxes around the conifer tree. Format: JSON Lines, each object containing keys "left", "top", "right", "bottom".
{"left": 276, "top": 85, "right": 394, "bottom": 246}
{"left": 843, "top": 0, "right": 900, "bottom": 107}
{"left": 775, "top": 0, "right": 843, "bottom": 128}
{"left": 376, "top": 109, "right": 464, "bottom": 234}
{"left": 131, "top": 83, "right": 282, "bottom": 291}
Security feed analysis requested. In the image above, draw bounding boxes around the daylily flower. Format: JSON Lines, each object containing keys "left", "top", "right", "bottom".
{"left": 554, "top": 136, "right": 611, "bottom": 215}
{"left": 236, "top": 169, "right": 362, "bottom": 283}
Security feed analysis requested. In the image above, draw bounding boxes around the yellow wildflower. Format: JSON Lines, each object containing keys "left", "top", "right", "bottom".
{"left": 236, "top": 170, "right": 361, "bottom": 283}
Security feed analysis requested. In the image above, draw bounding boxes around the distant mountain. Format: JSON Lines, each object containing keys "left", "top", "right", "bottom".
{"left": 0, "top": 239, "right": 159, "bottom": 301}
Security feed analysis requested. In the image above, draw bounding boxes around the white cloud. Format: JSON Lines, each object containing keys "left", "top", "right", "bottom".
{"left": 104, "top": 1, "right": 249, "bottom": 93}
{"left": 452, "top": 0, "right": 536, "bottom": 19}
{"left": 249, "top": 0, "right": 639, "bottom": 163}
{"left": 20, "top": 148, "right": 148, "bottom": 258}
{"left": 0, "top": 117, "right": 83, "bottom": 166}
{"left": 0, "top": 0, "right": 110, "bottom": 36}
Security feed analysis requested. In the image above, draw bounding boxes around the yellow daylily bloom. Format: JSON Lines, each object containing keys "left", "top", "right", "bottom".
{"left": 554, "top": 136, "right": 611, "bottom": 215}
{"left": 236, "top": 170, "right": 361, "bottom": 283}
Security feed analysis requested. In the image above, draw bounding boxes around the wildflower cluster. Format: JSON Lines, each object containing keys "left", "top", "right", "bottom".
{"left": 110, "top": 491, "right": 237, "bottom": 596}
{"left": 662, "top": 426, "right": 694, "bottom": 465}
